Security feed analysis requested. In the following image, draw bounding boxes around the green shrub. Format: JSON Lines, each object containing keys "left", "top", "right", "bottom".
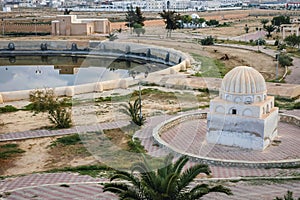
{"left": 48, "top": 107, "right": 72, "bottom": 129}
{"left": 255, "top": 38, "right": 266, "bottom": 45}
{"left": 28, "top": 89, "right": 59, "bottom": 113}
{"left": 127, "top": 138, "right": 146, "bottom": 153}
{"left": 120, "top": 98, "right": 145, "bottom": 126}
{"left": 278, "top": 54, "right": 293, "bottom": 67}
{"left": 0, "top": 105, "right": 18, "bottom": 113}
{"left": 200, "top": 36, "right": 214, "bottom": 45}
{"left": 51, "top": 134, "right": 81, "bottom": 146}
{"left": 0, "top": 143, "right": 25, "bottom": 159}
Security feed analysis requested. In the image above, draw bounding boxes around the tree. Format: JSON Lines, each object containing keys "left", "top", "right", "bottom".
{"left": 104, "top": 154, "right": 232, "bottom": 200}
{"left": 107, "top": 33, "right": 118, "bottom": 41}
{"left": 159, "top": 10, "right": 181, "bottom": 38}
{"left": 244, "top": 24, "right": 249, "bottom": 33}
{"left": 181, "top": 15, "right": 192, "bottom": 27}
{"left": 192, "top": 17, "right": 205, "bottom": 27}
{"left": 135, "top": 6, "right": 146, "bottom": 26}
{"left": 125, "top": 6, "right": 145, "bottom": 34}
{"left": 200, "top": 36, "right": 214, "bottom": 45}
{"left": 260, "top": 19, "right": 269, "bottom": 28}
{"left": 206, "top": 19, "right": 219, "bottom": 26}
{"left": 272, "top": 15, "right": 290, "bottom": 27}
{"left": 284, "top": 34, "right": 300, "bottom": 48}
{"left": 64, "top": 8, "right": 72, "bottom": 15}
{"left": 278, "top": 54, "right": 293, "bottom": 67}
{"left": 264, "top": 24, "right": 276, "bottom": 38}
{"left": 125, "top": 5, "right": 136, "bottom": 33}
{"left": 133, "top": 23, "right": 146, "bottom": 37}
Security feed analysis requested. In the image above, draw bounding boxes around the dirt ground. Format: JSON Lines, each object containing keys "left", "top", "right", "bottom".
{"left": 0, "top": 8, "right": 293, "bottom": 176}
{"left": 0, "top": 136, "right": 97, "bottom": 176}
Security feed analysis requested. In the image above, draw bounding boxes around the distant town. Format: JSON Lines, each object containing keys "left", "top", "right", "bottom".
{"left": 1, "top": 0, "right": 300, "bottom": 12}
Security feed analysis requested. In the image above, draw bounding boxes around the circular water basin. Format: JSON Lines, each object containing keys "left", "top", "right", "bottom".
{"left": 0, "top": 55, "right": 169, "bottom": 92}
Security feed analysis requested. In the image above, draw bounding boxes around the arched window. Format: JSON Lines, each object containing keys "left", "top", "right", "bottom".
{"left": 229, "top": 108, "right": 237, "bottom": 115}
{"left": 266, "top": 104, "right": 270, "bottom": 113}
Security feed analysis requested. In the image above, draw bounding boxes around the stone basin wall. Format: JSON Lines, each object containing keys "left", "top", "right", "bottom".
{"left": 0, "top": 40, "right": 191, "bottom": 103}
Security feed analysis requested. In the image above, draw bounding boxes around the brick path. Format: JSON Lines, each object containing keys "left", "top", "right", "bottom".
{"left": 1, "top": 110, "right": 300, "bottom": 199}
{"left": 0, "top": 173, "right": 117, "bottom": 200}
{"left": 0, "top": 120, "right": 130, "bottom": 142}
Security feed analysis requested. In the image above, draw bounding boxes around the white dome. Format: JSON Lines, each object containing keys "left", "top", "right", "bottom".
{"left": 191, "top": 13, "right": 200, "bottom": 19}
{"left": 221, "top": 66, "right": 267, "bottom": 95}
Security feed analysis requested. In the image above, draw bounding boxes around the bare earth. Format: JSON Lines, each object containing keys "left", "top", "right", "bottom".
{"left": 0, "top": 9, "right": 295, "bottom": 176}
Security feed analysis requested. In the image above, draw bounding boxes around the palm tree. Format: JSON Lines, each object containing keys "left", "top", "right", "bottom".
{"left": 120, "top": 98, "right": 144, "bottom": 126}
{"left": 104, "top": 154, "right": 232, "bottom": 199}
{"left": 264, "top": 24, "right": 276, "bottom": 38}
{"left": 159, "top": 10, "right": 181, "bottom": 38}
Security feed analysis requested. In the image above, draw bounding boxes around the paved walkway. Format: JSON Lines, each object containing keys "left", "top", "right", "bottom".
{"left": 0, "top": 121, "right": 130, "bottom": 142}
{"left": 1, "top": 110, "right": 300, "bottom": 199}
{"left": 1, "top": 171, "right": 300, "bottom": 200}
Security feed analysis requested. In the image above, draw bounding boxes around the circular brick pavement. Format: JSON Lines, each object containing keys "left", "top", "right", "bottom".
{"left": 160, "top": 119, "right": 300, "bottom": 163}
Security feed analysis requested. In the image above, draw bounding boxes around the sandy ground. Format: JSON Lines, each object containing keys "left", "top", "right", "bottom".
{"left": 0, "top": 136, "right": 97, "bottom": 176}
{"left": 0, "top": 9, "right": 296, "bottom": 176}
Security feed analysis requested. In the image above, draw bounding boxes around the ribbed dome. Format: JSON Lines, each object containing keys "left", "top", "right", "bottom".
{"left": 221, "top": 66, "right": 267, "bottom": 94}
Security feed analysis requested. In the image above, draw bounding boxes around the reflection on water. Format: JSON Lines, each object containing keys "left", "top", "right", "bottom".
{"left": 0, "top": 55, "right": 167, "bottom": 92}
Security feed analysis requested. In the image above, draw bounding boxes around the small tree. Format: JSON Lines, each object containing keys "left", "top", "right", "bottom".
{"left": 278, "top": 54, "right": 293, "bottom": 68}
{"left": 200, "top": 36, "right": 214, "bottom": 45}
{"left": 159, "top": 10, "right": 181, "bottom": 38}
{"left": 206, "top": 19, "right": 219, "bottom": 26}
{"left": 125, "top": 5, "right": 136, "bottom": 34}
{"left": 284, "top": 34, "right": 300, "bottom": 48}
{"left": 125, "top": 6, "right": 146, "bottom": 34}
{"left": 272, "top": 15, "right": 290, "bottom": 27}
{"left": 107, "top": 33, "right": 118, "bottom": 41}
{"left": 264, "top": 24, "right": 276, "bottom": 38}
{"left": 244, "top": 24, "right": 249, "bottom": 33}
{"left": 133, "top": 23, "right": 145, "bottom": 37}
{"left": 261, "top": 19, "right": 269, "bottom": 28}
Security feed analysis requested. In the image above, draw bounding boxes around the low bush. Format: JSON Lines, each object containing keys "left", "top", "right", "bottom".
{"left": 0, "top": 105, "right": 18, "bottom": 113}
{"left": 200, "top": 36, "right": 214, "bottom": 45}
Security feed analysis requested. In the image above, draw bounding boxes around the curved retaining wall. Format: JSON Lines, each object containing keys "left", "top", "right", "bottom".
{"left": 0, "top": 41, "right": 191, "bottom": 103}
{"left": 152, "top": 112, "right": 300, "bottom": 168}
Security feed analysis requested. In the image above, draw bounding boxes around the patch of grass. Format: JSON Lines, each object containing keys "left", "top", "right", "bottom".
{"left": 0, "top": 143, "right": 25, "bottom": 159}
{"left": 46, "top": 164, "right": 114, "bottom": 178}
{"left": 0, "top": 105, "right": 18, "bottom": 113}
{"left": 274, "top": 96, "right": 299, "bottom": 110}
{"left": 191, "top": 53, "right": 227, "bottom": 78}
{"left": 50, "top": 134, "right": 82, "bottom": 147}
{"left": 216, "top": 39, "right": 256, "bottom": 46}
{"left": 128, "top": 138, "right": 146, "bottom": 153}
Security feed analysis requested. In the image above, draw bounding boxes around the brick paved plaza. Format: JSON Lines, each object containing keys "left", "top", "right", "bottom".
{"left": 0, "top": 112, "right": 299, "bottom": 199}
{"left": 160, "top": 119, "right": 300, "bottom": 162}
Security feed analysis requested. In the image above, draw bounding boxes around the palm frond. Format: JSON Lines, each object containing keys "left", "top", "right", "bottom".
{"left": 103, "top": 183, "right": 130, "bottom": 194}
{"left": 178, "top": 164, "right": 210, "bottom": 192}
{"left": 110, "top": 171, "right": 140, "bottom": 187}
{"left": 172, "top": 155, "right": 189, "bottom": 174}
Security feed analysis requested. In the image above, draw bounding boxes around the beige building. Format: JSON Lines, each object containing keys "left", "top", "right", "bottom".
{"left": 52, "top": 15, "right": 111, "bottom": 36}
{"left": 281, "top": 18, "right": 300, "bottom": 39}
{"left": 207, "top": 66, "right": 279, "bottom": 150}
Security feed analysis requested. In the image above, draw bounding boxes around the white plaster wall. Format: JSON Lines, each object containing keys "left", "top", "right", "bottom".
{"left": 206, "top": 130, "right": 264, "bottom": 150}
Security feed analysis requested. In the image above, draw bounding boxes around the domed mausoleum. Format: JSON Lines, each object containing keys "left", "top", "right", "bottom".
{"left": 206, "top": 66, "right": 279, "bottom": 150}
